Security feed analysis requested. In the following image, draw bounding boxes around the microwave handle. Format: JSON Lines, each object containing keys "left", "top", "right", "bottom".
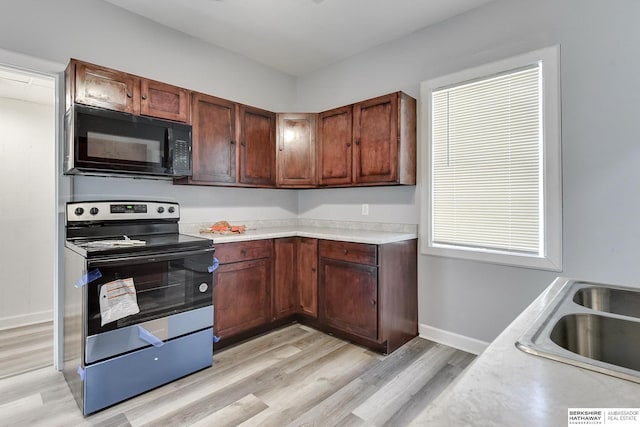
{"left": 166, "top": 128, "right": 174, "bottom": 174}
{"left": 88, "top": 247, "right": 215, "bottom": 268}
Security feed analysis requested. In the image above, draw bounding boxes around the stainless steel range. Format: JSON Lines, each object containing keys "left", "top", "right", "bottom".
{"left": 63, "top": 200, "right": 215, "bottom": 415}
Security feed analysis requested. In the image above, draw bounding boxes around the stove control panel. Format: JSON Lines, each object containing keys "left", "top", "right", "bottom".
{"left": 67, "top": 201, "right": 180, "bottom": 222}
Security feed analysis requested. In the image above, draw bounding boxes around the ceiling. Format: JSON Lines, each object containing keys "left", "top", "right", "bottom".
{"left": 103, "top": 0, "right": 495, "bottom": 76}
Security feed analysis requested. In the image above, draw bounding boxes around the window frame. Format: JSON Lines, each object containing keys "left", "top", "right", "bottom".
{"left": 420, "top": 45, "right": 562, "bottom": 271}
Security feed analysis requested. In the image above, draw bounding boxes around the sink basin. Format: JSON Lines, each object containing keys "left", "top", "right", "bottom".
{"left": 573, "top": 286, "right": 640, "bottom": 318}
{"left": 550, "top": 313, "right": 640, "bottom": 372}
{"left": 517, "top": 278, "right": 640, "bottom": 383}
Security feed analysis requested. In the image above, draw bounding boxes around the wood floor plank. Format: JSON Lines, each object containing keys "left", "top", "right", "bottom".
{"left": 352, "top": 344, "right": 458, "bottom": 425}
{"left": 187, "top": 394, "right": 268, "bottom": 427}
{"left": 0, "top": 321, "right": 53, "bottom": 380}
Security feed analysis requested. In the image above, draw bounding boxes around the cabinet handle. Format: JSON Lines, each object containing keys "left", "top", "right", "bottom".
{"left": 241, "top": 141, "right": 246, "bottom": 147}
{"left": 355, "top": 139, "right": 360, "bottom": 145}
{"left": 370, "top": 299, "right": 376, "bottom": 306}
{"left": 311, "top": 267, "right": 316, "bottom": 273}
{"left": 230, "top": 140, "right": 236, "bottom": 145}
{"left": 126, "top": 92, "right": 133, "bottom": 98}
{"left": 241, "top": 249, "right": 247, "bottom": 256}
{"left": 343, "top": 249, "right": 349, "bottom": 255}
{"left": 142, "top": 94, "right": 148, "bottom": 100}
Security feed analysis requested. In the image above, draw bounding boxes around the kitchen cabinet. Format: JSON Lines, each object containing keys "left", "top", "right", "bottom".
{"left": 297, "top": 237, "right": 318, "bottom": 318}
{"left": 213, "top": 240, "right": 272, "bottom": 339}
{"left": 318, "top": 239, "right": 417, "bottom": 353}
{"left": 276, "top": 113, "right": 317, "bottom": 187}
{"left": 67, "top": 59, "right": 189, "bottom": 122}
{"left": 188, "top": 92, "right": 237, "bottom": 184}
{"left": 318, "top": 92, "right": 416, "bottom": 187}
{"left": 238, "top": 105, "right": 276, "bottom": 187}
{"left": 274, "top": 237, "right": 318, "bottom": 319}
{"left": 318, "top": 106, "right": 353, "bottom": 186}
{"left": 273, "top": 238, "right": 298, "bottom": 319}
{"left": 182, "top": 98, "right": 276, "bottom": 187}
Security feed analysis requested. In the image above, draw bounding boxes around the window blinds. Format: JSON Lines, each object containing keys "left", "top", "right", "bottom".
{"left": 431, "top": 65, "right": 542, "bottom": 254}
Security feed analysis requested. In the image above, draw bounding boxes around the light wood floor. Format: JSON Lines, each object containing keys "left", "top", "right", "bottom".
{"left": 0, "top": 323, "right": 474, "bottom": 426}
{"left": 0, "top": 321, "right": 53, "bottom": 380}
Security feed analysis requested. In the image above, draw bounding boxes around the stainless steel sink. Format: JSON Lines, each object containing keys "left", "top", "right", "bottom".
{"left": 573, "top": 286, "right": 640, "bottom": 318}
{"left": 517, "top": 278, "right": 640, "bottom": 383}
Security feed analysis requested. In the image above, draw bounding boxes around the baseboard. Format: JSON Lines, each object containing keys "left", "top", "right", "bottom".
{"left": 0, "top": 310, "right": 53, "bottom": 331}
{"left": 419, "top": 323, "right": 489, "bottom": 355}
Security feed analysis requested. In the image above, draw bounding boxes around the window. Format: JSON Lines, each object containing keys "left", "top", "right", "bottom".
{"left": 420, "top": 46, "right": 561, "bottom": 270}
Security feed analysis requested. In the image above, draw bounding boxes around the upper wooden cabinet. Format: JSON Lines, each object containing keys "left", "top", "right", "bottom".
{"left": 318, "top": 106, "right": 353, "bottom": 186}
{"left": 239, "top": 105, "right": 276, "bottom": 187}
{"left": 189, "top": 93, "right": 237, "bottom": 184}
{"left": 276, "top": 113, "right": 317, "bottom": 187}
{"left": 318, "top": 92, "right": 416, "bottom": 187}
{"left": 182, "top": 95, "right": 276, "bottom": 187}
{"left": 67, "top": 59, "right": 189, "bottom": 122}
{"left": 139, "top": 78, "right": 189, "bottom": 122}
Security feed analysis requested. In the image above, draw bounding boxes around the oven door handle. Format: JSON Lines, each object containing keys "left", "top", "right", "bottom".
{"left": 88, "top": 247, "right": 215, "bottom": 268}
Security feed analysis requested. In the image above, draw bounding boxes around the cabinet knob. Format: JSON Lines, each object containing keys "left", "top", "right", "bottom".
{"left": 142, "top": 94, "right": 148, "bottom": 100}
{"left": 355, "top": 139, "right": 360, "bottom": 145}
{"left": 370, "top": 299, "right": 376, "bottom": 306}
{"left": 311, "top": 267, "right": 316, "bottom": 273}
{"left": 126, "top": 92, "right": 133, "bottom": 98}
{"left": 230, "top": 140, "right": 236, "bottom": 145}
{"left": 241, "top": 249, "right": 247, "bottom": 256}
{"left": 346, "top": 143, "right": 351, "bottom": 147}
{"left": 343, "top": 249, "right": 349, "bottom": 255}
{"left": 241, "top": 141, "right": 246, "bottom": 147}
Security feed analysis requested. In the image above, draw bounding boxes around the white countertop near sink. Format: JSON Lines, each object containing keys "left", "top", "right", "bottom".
{"left": 412, "top": 277, "right": 640, "bottom": 426}
{"left": 180, "top": 218, "right": 417, "bottom": 245}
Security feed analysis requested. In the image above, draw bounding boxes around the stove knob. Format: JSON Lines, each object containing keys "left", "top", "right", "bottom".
{"left": 74, "top": 207, "right": 84, "bottom": 216}
{"left": 89, "top": 207, "right": 99, "bottom": 216}
{"left": 157, "top": 207, "right": 165, "bottom": 213}
{"left": 168, "top": 206, "right": 175, "bottom": 213}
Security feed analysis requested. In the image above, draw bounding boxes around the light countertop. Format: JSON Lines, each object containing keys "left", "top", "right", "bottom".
{"left": 180, "top": 219, "right": 417, "bottom": 245}
{"left": 412, "top": 277, "right": 640, "bottom": 426}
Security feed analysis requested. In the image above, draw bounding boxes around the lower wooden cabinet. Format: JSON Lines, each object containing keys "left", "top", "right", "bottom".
{"left": 318, "top": 239, "right": 417, "bottom": 353}
{"left": 320, "top": 256, "right": 378, "bottom": 340}
{"left": 273, "top": 238, "right": 298, "bottom": 319}
{"left": 214, "top": 237, "right": 416, "bottom": 354}
{"left": 297, "top": 238, "right": 318, "bottom": 318}
{"left": 214, "top": 240, "right": 272, "bottom": 339}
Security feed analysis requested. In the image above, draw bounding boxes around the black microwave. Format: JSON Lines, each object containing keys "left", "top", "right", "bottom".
{"left": 64, "top": 105, "right": 192, "bottom": 178}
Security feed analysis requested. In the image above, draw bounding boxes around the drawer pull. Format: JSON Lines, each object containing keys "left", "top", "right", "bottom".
{"left": 370, "top": 299, "right": 377, "bottom": 306}
{"left": 343, "top": 249, "right": 349, "bottom": 255}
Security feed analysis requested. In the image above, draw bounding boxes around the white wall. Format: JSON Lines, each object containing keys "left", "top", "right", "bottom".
{"left": 0, "top": 98, "right": 55, "bottom": 329}
{"left": 297, "top": 0, "right": 640, "bottom": 344}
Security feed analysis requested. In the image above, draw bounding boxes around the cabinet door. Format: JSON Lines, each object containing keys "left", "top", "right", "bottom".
{"left": 140, "top": 79, "right": 189, "bottom": 122}
{"left": 190, "top": 92, "right": 237, "bottom": 184}
{"left": 319, "top": 258, "right": 378, "bottom": 340}
{"left": 318, "top": 106, "right": 353, "bottom": 186}
{"left": 353, "top": 93, "right": 398, "bottom": 184}
{"left": 214, "top": 258, "right": 271, "bottom": 338}
{"left": 73, "top": 61, "right": 139, "bottom": 114}
{"left": 239, "top": 105, "right": 276, "bottom": 186}
{"left": 276, "top": 113, "right": 317, "bottom": 187}
{"left": 273, "top": 238, "right": 297, "bottom": 319}
{"left": 297, "top": 238, "right": 318, "bottom": 318}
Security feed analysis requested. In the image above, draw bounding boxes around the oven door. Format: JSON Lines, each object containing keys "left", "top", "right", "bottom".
{"left": 85, "top": 247, "right": 214, "bottom": 338}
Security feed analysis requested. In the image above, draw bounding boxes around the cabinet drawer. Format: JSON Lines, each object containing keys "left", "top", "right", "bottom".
{"left": 319, "top": 240, "right": 377, "bottom": 265}
{"left": 215, "top": 240, "right": 272, "bottom": 263}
